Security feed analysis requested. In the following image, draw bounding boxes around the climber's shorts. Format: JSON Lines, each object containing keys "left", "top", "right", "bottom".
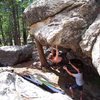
{"left": 71, "top": 83, "right": 83, "bottom": 91}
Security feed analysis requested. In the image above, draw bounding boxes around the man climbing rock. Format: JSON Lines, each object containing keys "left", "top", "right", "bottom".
{"left": 63, "top": 60, "right": 84, "bottom": 100}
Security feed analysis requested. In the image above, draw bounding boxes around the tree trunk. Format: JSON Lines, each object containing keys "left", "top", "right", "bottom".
{"left": 7, "top": 15, "right": 13, "bottom": 45}
{"left": 22, "top": 15, "right": 27, "bottom": 45}
{"left": 0, "top": 17, "right": 6, "bottom": 45}
{"left": 16, "top": 4, "right": 21, "bottom": 45}
{"left": 11, "top": 0, "right": 20, "bottom": 45}
{"left": 35, "top": 39, "right": 48, "bottom": 68}
{"left": 8, "top": 32, "right": 13, "bottom": 45}
{"left": 21, "top": 0, "right": 27, "bottom": 45}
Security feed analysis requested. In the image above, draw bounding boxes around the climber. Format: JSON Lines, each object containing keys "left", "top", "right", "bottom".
{"left": 63, "top": 60, "right": 84, "bottom": 100}
{"left": 47, "top": 45, "right": 68, "bottom": 66}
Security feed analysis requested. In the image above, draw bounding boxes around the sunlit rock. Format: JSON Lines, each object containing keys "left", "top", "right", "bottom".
{"left": 0, "top": 71, "right": 72, "bottom": 100}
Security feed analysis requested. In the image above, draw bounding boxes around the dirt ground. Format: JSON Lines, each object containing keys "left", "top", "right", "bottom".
{"left": 13, "top": 59, "right": 63, "bottom": 87}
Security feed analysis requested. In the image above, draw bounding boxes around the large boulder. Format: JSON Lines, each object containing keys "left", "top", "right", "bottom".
{"left": 92, "top": 34, "right": 100, "bottom": 75}
{"left": 28, "top": 0, "right": 97, "bottom": 52}
{"left": 24, "top": 0, "right": 100, "bottom": 75}
{"left": 80, "top": 14, "right": 100, "bottom": 75}
{"left": 0, "top": 44, "right": 33, "bottom": 66}
{"left": 0, "top": 71, "right": 72, "bottom": 100}
{"left": 24, "top": 0, "right": 75, "bottom": 25}
{"left": 80, "top": 14, "right": 100, "bottom": 56}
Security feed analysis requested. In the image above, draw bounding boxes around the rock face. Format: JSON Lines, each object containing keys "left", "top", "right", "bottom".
{"left": 24, "top": 0, "right": 100, "bottom": 75}
{"left": 80, "top": 14, "right": 100, "bottom": 56}
{"left": 0, "top": 44, "right": 33, "bottom": 66}
{"left": 0, "top": 71, "right": 72, "bottom": 100}
{"left": 24, "top": 0, "right": 75, "bottom": 26}
{"left": 92, "top": 34, "right": 100, "bottom": 75}
{"left": 80, "top": 14, "right": 100, "bottom": 75}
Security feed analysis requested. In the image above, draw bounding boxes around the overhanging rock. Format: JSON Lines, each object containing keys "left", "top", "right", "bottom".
{"left": 24, "top": 0, "right": 75, "bottom": 26}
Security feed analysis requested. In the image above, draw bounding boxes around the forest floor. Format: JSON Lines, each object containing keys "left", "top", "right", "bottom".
{"left": 10, "top": 59, "right": 100, "bottom": 100}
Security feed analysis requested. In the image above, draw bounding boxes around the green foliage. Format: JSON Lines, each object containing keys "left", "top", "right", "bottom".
{"left": 0, "top": 0, "right": 34, "bottom": 45}
{"left": 0, "top": 0, "right": 38, "bottom": 45}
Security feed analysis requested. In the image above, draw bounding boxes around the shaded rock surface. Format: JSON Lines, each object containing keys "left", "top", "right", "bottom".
{"left": 0, "top": 44, "right": 33, "bottom": 66}
{"left": 24, "top": 0, "right": 100, "bottom": 75}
